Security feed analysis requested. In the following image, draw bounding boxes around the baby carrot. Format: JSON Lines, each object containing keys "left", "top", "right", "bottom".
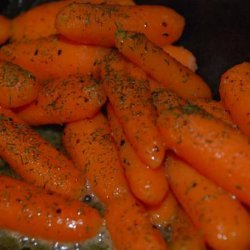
{"left": 0, "top": 107, "right": 86, "bottom": 200}
{"left": 166, "top": 155, "right": 250, "bottom": 250}
{"left": 0, "top": 35, "right": 110, "bottom": 80}
{"left": 0, "top": 15, "right": 10, "bottom": 45}
{"left": 55, "top": 3, "right": 185, "bottom": 47}
{"left": 106, "top": 195, "right": 168, "bottom": 250}
{"left": 63, "top": 113, "right": 168, "bottom": 249}
{"left": 153, "top": 87, "right": 250, "bottom": 205}
{"left": 102, "top": 54, "right": 165, "bottom": 168}
{"left": 115, "top": 31, "right": 211, "bottom": 99}
{"left": 0, "top": 61, "right": 40, "bottom": 108}
{"left": 190, "top": 98, "right": 234, "bottom": 127}
{"left": 162, "top": 45, "right": 197, "bottom": 72}
{"left": 148, "top": 192, "right": 205, "bottom": 250}
{"left": 63, "top": 113, "right": 129, "bottom": 204}
{"left": 107, "top": 104, "right": 168, "bottom": 206}
{"left": 0, "top": 175, "right": 102, "bottom": 242}
{"left": 17, "top": 74, "right": 106, "bottom": 125}
{"left": 11, "top": 0, "right": 135, "bottom": 42}
{"left": 219, "top": 62, "right": 250, "bottom": 138}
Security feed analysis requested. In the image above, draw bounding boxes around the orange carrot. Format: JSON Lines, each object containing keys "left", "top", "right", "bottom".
{"left": 11, "top": 0, "right": 135, "bottom": 42}
{"left": 55, "top": 3, "right": 185, "bottom": 47}
{"left": 162, "top": 45, "right": 197, "bottom": 72}
{"left": 190, "top": 98, "right": 235, "bottom": 127}
{"left": 0, "top": 61, "right": 40, "bottom": 108}
{"left": 0, "top": 15, "right": 10, "bottom": 45}
{"left": 102, "top": 53, "right": 165, "bottom": 168}
{"left": 0, "top": 107, "right": 86, "bottom": 199}
{"left": 166, "top": 154, "right": 250, "bottom": 250}
{"left": 0, "top": 175, "right": 102, "bottom": 242}
{"left": 148, "top": 192, "right": 205, "bottom": 250}
{"left": 107, "top": 103, "right": 168, "bottom": 205}
{"left": 63, "top": 113, "right": 129, "bottom": 203}
{"left": 115, "top": 31, "right": 211, "bottom": 99}
{"left": 219, "top": 62, "right": 250, "bottom": 138}
{"left": 153, "top": 87, "right": 250, "bottom": 205}
{"left": 106, "top": 195, "right": 168, "bottom": 250}
{"left": 0, "top": 35, "right": 110, "bottom": 80}
{"left": 17, "top": 74, "right": 106, "bottom": 125}
{"left": 63, "top": 113, "right": 168, "bottom": 249}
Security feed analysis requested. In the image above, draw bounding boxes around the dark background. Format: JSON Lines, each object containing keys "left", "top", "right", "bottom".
{"left": 0, "top": 0, "right": 249, "bottom": 99}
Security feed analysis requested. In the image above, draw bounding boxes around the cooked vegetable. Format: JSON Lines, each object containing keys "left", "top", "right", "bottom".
{"left": 0, "top": 36, "right": 110, "bottom": 80}
{"left": 102, "top": 52, "right": 165, "bottom": 168}
{"left": 63, "top": 113, "right": 129, "bottom": 204}
{"left": 107, "top": 103, "right": 168, "bottom": 205}
{"left": 153, "top": 87, "right": 250, "bottom": 205}
{"left": 115, "top": 31, "right": 211, "bottom": 99}
{"left": 17, "top": 74, "right": 106, "bottom": 125}
{"left": 0, "top": 61, "right": 40, "bottom": 108}
{"left": 0, "top": 175, "right": 102, "bottom": 242}
{"left": 11, "top": 0, "right": 135, "bottom": 42}
{"left": 166, "top": 154, "right": 250, "bottom": 250}
{"left": 106, "top": 195, "right": 168, "bottom": 250}
{"left": 0, "top": 107, "right": 86, "bottom": 199}
{"left": 55, "top": 3, "right": 185, "bottom": 47}
{"left": 219, "top": 62, "right": 250, "bottom": 138}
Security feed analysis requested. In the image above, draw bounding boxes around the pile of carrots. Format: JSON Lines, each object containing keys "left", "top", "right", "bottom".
{"left": 0, "top": 0, "right": 249, "bottom": 249}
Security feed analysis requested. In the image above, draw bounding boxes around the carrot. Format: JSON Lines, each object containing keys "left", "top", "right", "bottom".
{"left": 190, "top": 98, "right": 235, "bottom": 127}
{"left": 63, "top": 113, "right": 168, "bottom": 249}
{"left": 63, "top": 113, "right": 129, "bottom": 203}
{"left": 0, "top": 61, "right": 40, "bottom": 108}
{"left": 55, "top": 3, "right": 185, "bottom": 47}
{"left": 219, "top": 62, "right": 250, "bottom": 138}
{"left": 0, "top": 107, "right": 86, "bottom": 199}
{"left": 115, "top": 31, "right": 211, "bottom": 99}
{"left": 107, "top": 103, "right": 168, "bottom": 206}
{"left": 105, "top": 195, "right": 168, "bottom": 250}
{"left": 153, "top": 87, "right": 250, "bottom": 205}
{"left": 148, "top": 192, "right": 205, "bottom": 250}
{"left": 0, "top": 175, "right": 102, "bottom": 242}
{"left": 162, "top": 45, "right": 197, "bottom": 72}
{"left": 0, "top": 15, "right": 10, "bottom": 45}
{"left": 166, "top": 154, "right": 250, "bottom": 250}
{"left": 0, "top": 35, "right": 110, "bottom": 80}
{"left": 11, "top": 0, "right": 135, "bottom": 42}
{"left": 102, "top": 54, "right": 165, "bottom": 168}
{"left": 17, "top": 74, "right": 106, "bottom": 125}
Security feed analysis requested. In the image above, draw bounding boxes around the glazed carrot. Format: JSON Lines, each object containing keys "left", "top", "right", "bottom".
{"left": 190, "top": 98, "right": 235, "bottom": 127}
{"left": 115, "top": 31, "right": 211, "bottom": 99}
{"left": 17, "top": 74, "right": 106, "bottom": 125}
{"left": 0, "top": 61, "right": 40, "bottom": 108}
{"left": 63, "top": 113, "right": 129, "bottom": 203}
{"left": 153, "top": 87, "right": 250, "bottom": 205}
{"left": 107, "top": 104, "right": 168, "bottom": 206}
{"left": 148, "top": 192, "right": 205, "bottom": 250}
{"left": 0, "top": 107, "right": 85, "bottom": 199}
{"left": 63, "top": 113, "right": 168, "bottom": 249}
{"left": 219, "top": 62, "right": 250, "bottom": 138}
{"left": 55, "top": 3, "right": 185, "bottom": 47}
{"left": 166, "top": 155, "right": 250, "bottom": 250}
{"left": 0, "top": 175, "right": 102, "bottom": 242}
{"left": 102, "top": 55, "right": 165, "bottom": 168}
{"left": 11, "top": 0, "right": 135, "bottom": 42}
{"left": 0, "top": 15, "right": 10, "bottom": 45}
{"left": 106, "top": 195, "right": 168, "bottom": 250}
{"left": 0, "top": 36, "right": 110, "bottom": 80}
{"left": 162, "top": 45, "right": 197, "bottom": 72}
